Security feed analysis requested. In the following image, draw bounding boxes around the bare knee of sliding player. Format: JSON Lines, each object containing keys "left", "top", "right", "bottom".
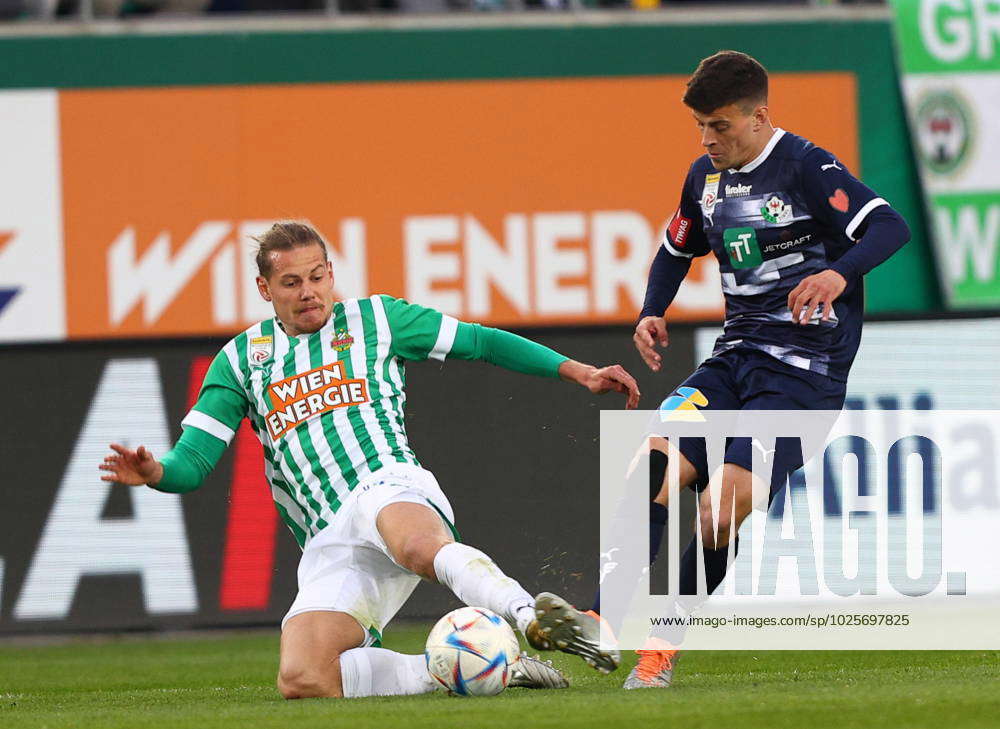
{"left": 278, "top": 611, "right": 366, "bottom": 699}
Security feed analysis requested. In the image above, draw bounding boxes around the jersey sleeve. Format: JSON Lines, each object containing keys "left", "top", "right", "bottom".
{"left": 379, "top": 295, "right": 460, "bottom": 361}
{"left": 378, "top": 295, "right": 567, "bottom": 376}
{"left": 154, "top": 348, "right": 249, "bottom": 494}
{"left": 448, "top": 323, "right": 568, "bottom": 378}
{"left": 180, "top": 348, "right": 249, "bottom": 449}
{"left": 800, "top": 148, "right": 888, "bottom": 241}
{"left": 661, "top": 167, "right": 711, "bottom": 259}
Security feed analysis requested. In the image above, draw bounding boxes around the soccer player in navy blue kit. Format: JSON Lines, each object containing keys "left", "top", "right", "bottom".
{"left": 595, "top": 50, "right": 912, "bottom": 689}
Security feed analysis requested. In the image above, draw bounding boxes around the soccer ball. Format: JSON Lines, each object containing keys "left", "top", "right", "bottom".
{"left": 424, "top": 606, "right": 520, "bottom": 696}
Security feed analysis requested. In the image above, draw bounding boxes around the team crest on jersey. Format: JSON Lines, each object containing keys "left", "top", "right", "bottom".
{"left": 760, "top": 195, "right": 792, "bottom": 224}
{"left": 701, "top": 173, "right": 721, "bottom": 226}
{"left": 249, "top": 335, "right": 274, "bottom": 366}
{"left": 332, "top": 328, "right": 354, "bottom": 353}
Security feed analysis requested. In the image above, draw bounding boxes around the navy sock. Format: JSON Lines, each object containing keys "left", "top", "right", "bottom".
{"left": 678, "top": 536, "right": 740, "bottom": 596}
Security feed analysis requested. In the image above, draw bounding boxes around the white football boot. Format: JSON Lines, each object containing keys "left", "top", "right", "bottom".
{"left": 507, "top": 653, "right": 570, "bottom": 689}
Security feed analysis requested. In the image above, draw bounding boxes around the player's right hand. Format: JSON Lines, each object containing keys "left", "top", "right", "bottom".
{"left": 633, "top": 316, "right": 669, "bottom": 372}
{"left": 99, "top": 443, "right": 164, "bottom": 487}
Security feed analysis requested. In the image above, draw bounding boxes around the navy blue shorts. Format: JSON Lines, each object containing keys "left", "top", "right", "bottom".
{"left": 658, "top": 347, "right": 847, "bottom": 497}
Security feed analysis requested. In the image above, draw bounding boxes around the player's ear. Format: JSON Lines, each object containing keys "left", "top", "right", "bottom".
{"left": 257, "top": 275, "right": 272, "bottom": 302}
{"left": 753, "top": 104, "right": 769, "bottom": 129}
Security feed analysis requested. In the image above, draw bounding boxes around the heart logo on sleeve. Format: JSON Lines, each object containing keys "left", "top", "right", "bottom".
{"left": 828, "top": 188, "right": 850, "bottom": 213}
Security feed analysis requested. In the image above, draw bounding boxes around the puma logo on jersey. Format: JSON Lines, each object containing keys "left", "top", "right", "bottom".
{"left": 821, "top": 161, "right": 842, "bottom": 171}
{"left": 266, "top": 363, "right": 369, "bottom": 440}
{"left": 751, "top": 438, "right": 776, "bottom": 462}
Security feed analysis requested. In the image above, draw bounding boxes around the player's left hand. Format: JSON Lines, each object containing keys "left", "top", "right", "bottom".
{"left": 787, "top": 269, "right": 847, "bottom": 325}
{"left": 581, "top": 364, "right": 641, "bottom": 409}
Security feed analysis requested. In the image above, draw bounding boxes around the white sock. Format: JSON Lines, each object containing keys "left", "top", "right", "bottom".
{"left": 338, "top": 647, "right": 436, "bottom": 698}
{"left": 433, "top": 543, "right": 536, "bottom": 635}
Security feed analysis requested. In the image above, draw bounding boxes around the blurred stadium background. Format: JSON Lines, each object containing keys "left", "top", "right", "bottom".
{"left": 0, "top": 2, "right": 998, "bottom": 722}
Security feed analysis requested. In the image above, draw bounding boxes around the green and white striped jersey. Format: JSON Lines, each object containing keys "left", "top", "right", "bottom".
{"left": 181, "top": 295, "right": 469, "bottom": 548}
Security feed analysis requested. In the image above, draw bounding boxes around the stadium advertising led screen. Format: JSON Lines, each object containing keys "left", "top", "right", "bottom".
{"left": 0, "top": 329, "right": 690, "bottom": 634}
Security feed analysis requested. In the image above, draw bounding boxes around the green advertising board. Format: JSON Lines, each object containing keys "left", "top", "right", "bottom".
{"left": 892, "top": 0, "right": 1000, "bottom": 308}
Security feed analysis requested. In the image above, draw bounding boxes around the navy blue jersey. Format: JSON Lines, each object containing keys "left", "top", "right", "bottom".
{"left": 662, "top": 129, "right": 888, "bottom": 380}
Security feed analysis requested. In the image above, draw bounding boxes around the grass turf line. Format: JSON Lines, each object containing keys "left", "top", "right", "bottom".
{"left": 0, "top": 625, "right": 997, "bottom": 729}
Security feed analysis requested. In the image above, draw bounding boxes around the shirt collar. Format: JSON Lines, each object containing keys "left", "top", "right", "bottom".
{"left": 274, "top": 312, "right": 334, "bottom": 341}
{"left": 729, "top": 128, "right": 785, "bottom": 174}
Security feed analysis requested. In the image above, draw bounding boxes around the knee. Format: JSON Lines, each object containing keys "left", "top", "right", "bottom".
{"left": 396, "top": 534, "right": 449, "bottom": 578}
{"left": 277, "top": 663, "right": 340, "bottom": 700}
{"left": 698, "top": 508, "right": 732, "bottom": 550}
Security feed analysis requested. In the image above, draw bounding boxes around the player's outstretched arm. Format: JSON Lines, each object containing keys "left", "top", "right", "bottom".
{"left": 98, "top": 435, "right": 220, "bottom": 494}
{"left": 382, "top": 295, "right": 641, "bottom": 407}
{"left": 98, "top": 349, "right": 248, "bottom": 493}
{"left": 470, "top": 325, "right": 641, "bottom": 409}
{"left": 558, "top": 360, "right": 641, "bottom": 409}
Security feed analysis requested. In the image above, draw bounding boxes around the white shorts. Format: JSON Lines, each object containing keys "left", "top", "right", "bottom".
{"left": 281, "top": 463, "right": 455, "bottom": 646}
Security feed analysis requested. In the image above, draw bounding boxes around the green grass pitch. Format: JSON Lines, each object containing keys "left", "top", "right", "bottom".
{"left": 1, "top": 625, "right": 997, "bottom": 729}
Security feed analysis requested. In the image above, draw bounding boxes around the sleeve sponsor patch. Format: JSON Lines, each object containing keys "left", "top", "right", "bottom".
{"left": 667, "top": 209, "right": 692, "bottom": 248}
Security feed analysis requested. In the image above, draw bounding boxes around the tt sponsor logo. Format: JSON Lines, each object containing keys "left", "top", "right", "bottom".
{"left": 723, "top": 227, "right": 763, "bottom": 269}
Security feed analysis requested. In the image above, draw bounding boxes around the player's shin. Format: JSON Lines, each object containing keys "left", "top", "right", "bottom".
{"left": 647, "top": 534, "right": 741, "bottom": 650}
{"left": 432, "top": 543, "right": 536, "bottom": 635}
{"left": 338, "top": 647, "right": 436, "bottom": 698}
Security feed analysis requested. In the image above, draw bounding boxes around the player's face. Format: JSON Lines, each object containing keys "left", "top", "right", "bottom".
{"left": 256, "top": 243, "right": 336, "bottom": 336}
{"left": 693, "top": 103, "right": 767, "bottom": 170}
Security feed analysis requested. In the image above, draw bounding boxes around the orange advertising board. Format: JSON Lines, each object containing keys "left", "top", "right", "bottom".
{"left": 60, "top": 74, "right": 857, "bottom": 339}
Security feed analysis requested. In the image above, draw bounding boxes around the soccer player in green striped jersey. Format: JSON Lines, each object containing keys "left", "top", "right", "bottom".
{"left": 100, "top": 221, "right": 639, "bottom": 699}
